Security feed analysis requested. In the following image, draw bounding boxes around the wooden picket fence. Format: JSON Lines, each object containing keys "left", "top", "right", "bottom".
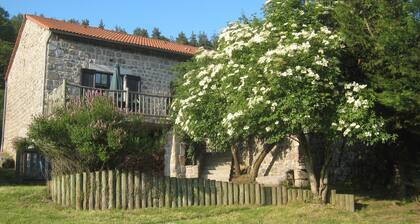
{"left": 47, "top": 170, "right": 355, "bottom": 212}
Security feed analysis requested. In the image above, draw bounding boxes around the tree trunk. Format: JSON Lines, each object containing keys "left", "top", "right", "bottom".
{"left": 231, "top": 144, "right": 241, "bottom": 177}
{"left": 249, "top": 142, "right": 277, "bottom": 182}
{"left": 298, "top": 133, "right": 320, "bottom": 197}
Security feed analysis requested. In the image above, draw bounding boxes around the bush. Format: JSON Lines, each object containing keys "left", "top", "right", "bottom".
{"left": 0, "top": 152, "right": 14, "bottom": 169}
{"left": 28, "top": 96, "right": 167, "bottom": 175}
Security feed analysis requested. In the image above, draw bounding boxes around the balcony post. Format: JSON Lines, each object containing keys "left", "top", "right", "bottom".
{"left": 125, "top": 90, "right": 129, "bottom": 113}
{"left": 62, "top": 79, "right": 67, "bottom": 107}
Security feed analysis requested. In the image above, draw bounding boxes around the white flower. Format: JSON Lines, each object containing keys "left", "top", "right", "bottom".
{"left": 343, "top": 128, "right": 351, "bottom": 136}
{"left": 244, "top": 126, "right": 249, "bottom": 130}
{"left": 265, "top": 127, "right": 272, "bottom": 132}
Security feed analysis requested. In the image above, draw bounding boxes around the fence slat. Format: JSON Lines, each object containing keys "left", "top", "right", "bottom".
{"left": 330, "top": 189, "right": 336, "bottom": 205}
{"left": 95, "top": 171, "right": 101, "bottom": 210}
{"left": 282, "top": 186, "right": 288, "bottom": 204}
{"left": 276, "top": 187, "right": 282, "bottom": 206}
{"left": 255, "top": 184, "right": 261, "bottom": 205}
{"left": 182, "top": 179, "right": 188, "bottom": 207}
{"left": 165, "top": 177, "right": 171, "bottom": 208}
{"left": 141, "top": 173, "right": 147, "bottom": 208}
{"left": 210, "top": 180, "right": 216, "bottom": 206}
{"left": 244, "top": 184, "right": 250, "bottom": 205}
{"left": 101, "top": 171, "right": 108, "bottom": 210}
{"left": 61, "top": 175, "right": 65, "bottom": 206}
{"left": 199, "top": 179, "right": 205, "bottom": 206}
{"left": 83, "top": 172, "right": 88, "bottom": 210}
{"left": 272, "top": 187, "right": 277, "bottom": 205}
{"left": 187, "top": 179, "right": 193, "bottom": 206}
{"left": 216, "top": 181, "right": 222, "bottom": 205}
{"left": 222, "top": 182, "right": 228, "bottom": 205}
{"left": 65, "top": 175, "right": 70, "bottom": 206}
{"left": 88, "top": 172, "right": 94, "bottom": 210}
{"left": 116, "top": 170, "right": 121, "bottom": 209}
{"left": 170, "top": 178, "right": 177, "bottom": 208}
{"left": 159, "top": 177, "right": 165, "bottom": 208}
{"left": 70, "top": 174, "right": 75, "bottom": 207}
{"left": 121, "top": 171, "right": 127, "bottom": 209}
{"left": 108, "top": 170, "right": 115, "bottom": 209}
{"left": 128, "top": 171, "right": 134, "bottom": 209}
{"left": 75, "top": 173, "right": 82, "bottom": 210}
{"left": 239, "top": 184, "right": 244, "bottom": 205}
{"left": 250, "top": 183, "right": 255, "bottom": 205}
{"left": 134, "top": 171, "right": 141, "bottom": 209}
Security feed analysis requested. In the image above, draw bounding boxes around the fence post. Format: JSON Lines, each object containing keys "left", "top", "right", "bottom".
{"left": 255, "top": 184, "right": 261, "bottom": 205}
{"left": 95, "top": 171, "right": 101, "bottom": 210}
{"left": 239, "top": 184, "right": 244, "bottom": 205}
{"left": 276, "top": 187, "right": 282, "bottom": 206}
{"left": 88, "top": 172, "right": 95, "bottom": 210}
{"left": 134, "top": 171, "right": 141, "bottom": 209}
{"left": 121, "top": 171, "right": 127, "bottom": 209}
{"left": 116, "top": 170, "right": 121, "bottom": 209}
{"left": 216, "top": 181, "right": 222, "bottom": 205}
{"left": 128, "top": 171, "right": 134, "bottom": 209}
{"left": 159, "top": 177, "right": 165, "bottom": 208}
{"left": 272, "top": 187, "right": 277, "bottom": 205}
{"left": 330, "top": 189, "right": 336, "bottom": 205}
{"left": 282, "top": 186, "right": 288, "bottom": 204}
{"left": 170, "top": 177, "right": 177, "bottom": 208}
{"left": 101, "top": 170, "right": 108, "bottom": 210}
{"left": 164, "top": 177, "right": 171, "bottom": 208}
{"left": 82, "top": 172, "right": 88, "bottom": 210}
{"left": 222, "top": 182, "right": 228, "bottom": 205}
{"left": 192, "top": 179, "right": 199, "bottom": 206}
{"left": 61, "top": 175, "right": 65, "bottom": 206}
{"left": 347, "top": 194, "right": 355, "bottom": 212}
{"left": 210, "top": 180, "right": 216, "bottom": 206}
{"left": 199, "top": 179, "right": 205, "bottom": 206}
{"left": 70, "top": 174, "right": 75, "bottom": 208}
{"left": 182, "top": 178, "right": 188, "bottom": 207}
{"left": 108, "top": 170, "right": 115, "bottom": 209}
{"left": 141, "top": 173, "right": 147, "bottom": 208}
{"left": 75, "top": 173, "right": 82, "bottom": 210}
{"left": 187, "top": 179, "right": 193, "bottom": 206}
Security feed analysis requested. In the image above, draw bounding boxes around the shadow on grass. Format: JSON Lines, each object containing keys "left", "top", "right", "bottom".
{"left": 0, "top": 168, "right": 45, "bottom": 187}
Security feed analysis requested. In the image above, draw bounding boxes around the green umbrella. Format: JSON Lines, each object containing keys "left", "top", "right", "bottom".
{"left": 110, "top": 64, "right": 122, "bottom": 90}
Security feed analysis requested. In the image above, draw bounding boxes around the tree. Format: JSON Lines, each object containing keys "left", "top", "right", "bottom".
{"left": 334, "top": 0, "right": 420, "bottom": 195}
{"left": 151, "top": 27, "right": 168, "bottom": 40}
{"left": 176, "top": 31, "right": 189, "bottom": 44}
{"left": 67, "top": 18, "right": 79, "bottom": 24}
{"left": 189, "top": 32, "right": 198, "bottom": 46}
{"left": 81, "top": 19, "right": 89, "bottom": 26}
{"left": 98, "top": 19, "right": 105, "bottom": 29}
{"left": 133, "top": 27, "right": 149, "bottom": 37}
{"left": 210, "top": 34, "right": 219, "bottom": 49}
{"left": 198, "top": 32, "right": 212, "bottom": 48}
{"left": 114, "top": 25, "right": 127, "bottom": 34}
{"left": 172, "top": 0, "right": 391, "bottom": 202}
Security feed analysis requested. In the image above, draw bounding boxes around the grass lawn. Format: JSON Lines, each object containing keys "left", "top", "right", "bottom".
{"left": 0, "top": 169, "right": 419, "bottom": 224}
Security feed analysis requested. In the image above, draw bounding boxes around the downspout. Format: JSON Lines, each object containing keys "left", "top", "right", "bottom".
{"left": 1, "top": 81, "right": 8, "bottom": 152}
{"left": 41, "top": 31, "right": 53, "bottom": 115}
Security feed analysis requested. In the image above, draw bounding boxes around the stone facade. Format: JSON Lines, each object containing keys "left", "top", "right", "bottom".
{"left": 45, "top": 34, "right": 182, "bottom": 95}
{"left": 2, "top": 20, "right": 51, "bottom": 156}
{"left": 242, "top": 138, "right": 308, "bottom": 187}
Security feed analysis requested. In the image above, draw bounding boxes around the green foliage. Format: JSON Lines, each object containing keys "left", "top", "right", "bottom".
{"left": 114, "top": 25, "right": 127, "bottom": 34}
{"left": 176, "top": 31, "right": 189, "bottom": 45}
{"left": 133, "top": 27, "right": 149, "bottom": 37}
{"left": 98, "top": 19, "right": 105, "bottom": 29}
{"left": 172, "top": 0, "right": 391, "bottom": 151}
{"left": 28, "top": 96, "right": 166, "bottom": 174}
{"left": 335, "top": 0, "right": 420, "bottom": 133}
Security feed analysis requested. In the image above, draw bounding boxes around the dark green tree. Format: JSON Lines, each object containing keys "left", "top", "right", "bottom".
{"left": 81, "top": 19, "right": 89, "bottom": 26}
{"left": 151, "top": 27, "right": 168, "bottom": 40}
{"left": 198, "top": 31, "right": 211, "bottom": 48}
{"left": 335, "top": 0, "right": 420, "bottom": 196}
{"left": 98, "top": 19, "right": 105, "bottom": 29}
{"left": 133, "top": 27, "right": 149, "bottom": 37}
{"left": 114, "top": 25, "right": 127, "bottom": 34}
{"left": 67, "top": 18, "right": 79, "bottom": 24}
{"left": 175, "top": 31, "right": 188, "bottom": 44}
{"left": 189, "top": 32, "right": 198, "bottom": 46}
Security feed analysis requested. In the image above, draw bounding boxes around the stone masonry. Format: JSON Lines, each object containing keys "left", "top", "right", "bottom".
{"left": 2, "top": 20, "right": 51, "bottom": 156}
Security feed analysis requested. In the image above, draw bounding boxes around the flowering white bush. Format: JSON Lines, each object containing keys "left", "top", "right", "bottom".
{"left": 172, "top": 0, "right": 390, "bottom": 150}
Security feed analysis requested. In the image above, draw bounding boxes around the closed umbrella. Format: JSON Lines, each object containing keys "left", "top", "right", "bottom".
{"left": 110, "top": 64, "right": 123, "bottom": 107}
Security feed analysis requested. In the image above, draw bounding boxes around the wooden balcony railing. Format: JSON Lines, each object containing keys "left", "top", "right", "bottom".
{"left": 45, "top": 80, "right": 172, "bottom": 119}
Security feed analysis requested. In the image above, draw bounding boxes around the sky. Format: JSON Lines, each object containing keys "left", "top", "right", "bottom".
{"left": 1, "top": 0, "right": 265, "bottom": 38}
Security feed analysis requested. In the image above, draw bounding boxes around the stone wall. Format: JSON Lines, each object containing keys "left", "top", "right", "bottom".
{"left": 242, "top": 138, "right": 308, "bottom": 187}
{"left": 2, "top": 20, "right": 51, "bottom": 155}
{"left": 45, "top": 34, "right": 183, "bottom": 95}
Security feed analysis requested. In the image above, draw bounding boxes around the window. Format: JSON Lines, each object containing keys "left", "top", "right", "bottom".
{"left": 126, "top": 75, "right": 141, "bottom": 92}
{"left": 81, "top": 70, "right": 111, "bottom": 89}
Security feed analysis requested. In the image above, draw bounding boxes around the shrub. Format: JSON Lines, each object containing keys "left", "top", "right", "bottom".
{"left": 0, "top": 152, "right": 14, "bottom": 169}
{"left": 28, "top": 96, "right": 167, "bottom": 175}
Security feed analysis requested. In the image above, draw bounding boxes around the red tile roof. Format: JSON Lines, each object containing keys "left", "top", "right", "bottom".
{"left": 27, "top": 15, "right": 198, "bottom": 56}
{"left": 4, "top": 15, "right": 198, "bottom": 80}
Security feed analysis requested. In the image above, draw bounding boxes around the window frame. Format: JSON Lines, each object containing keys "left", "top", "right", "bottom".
{"left": 81, "top": 69, "right": 112, "bottom": 89}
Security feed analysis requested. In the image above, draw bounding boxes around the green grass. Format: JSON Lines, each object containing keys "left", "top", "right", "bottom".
{"left": 0, "top": 168, "right": 419, "bottom": 224}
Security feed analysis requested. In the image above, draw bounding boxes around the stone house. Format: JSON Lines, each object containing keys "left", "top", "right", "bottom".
{"left": 1, "top": 15, "right": 308, "bottom": 186}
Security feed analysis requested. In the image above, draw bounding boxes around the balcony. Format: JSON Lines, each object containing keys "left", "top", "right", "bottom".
{"left": 45, "top": 81, "right": 172, "bottom": 122}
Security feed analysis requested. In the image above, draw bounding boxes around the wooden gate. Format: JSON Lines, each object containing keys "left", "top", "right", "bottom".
{"left": 15, "top": 150, "right": 50, "bottom": 181}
